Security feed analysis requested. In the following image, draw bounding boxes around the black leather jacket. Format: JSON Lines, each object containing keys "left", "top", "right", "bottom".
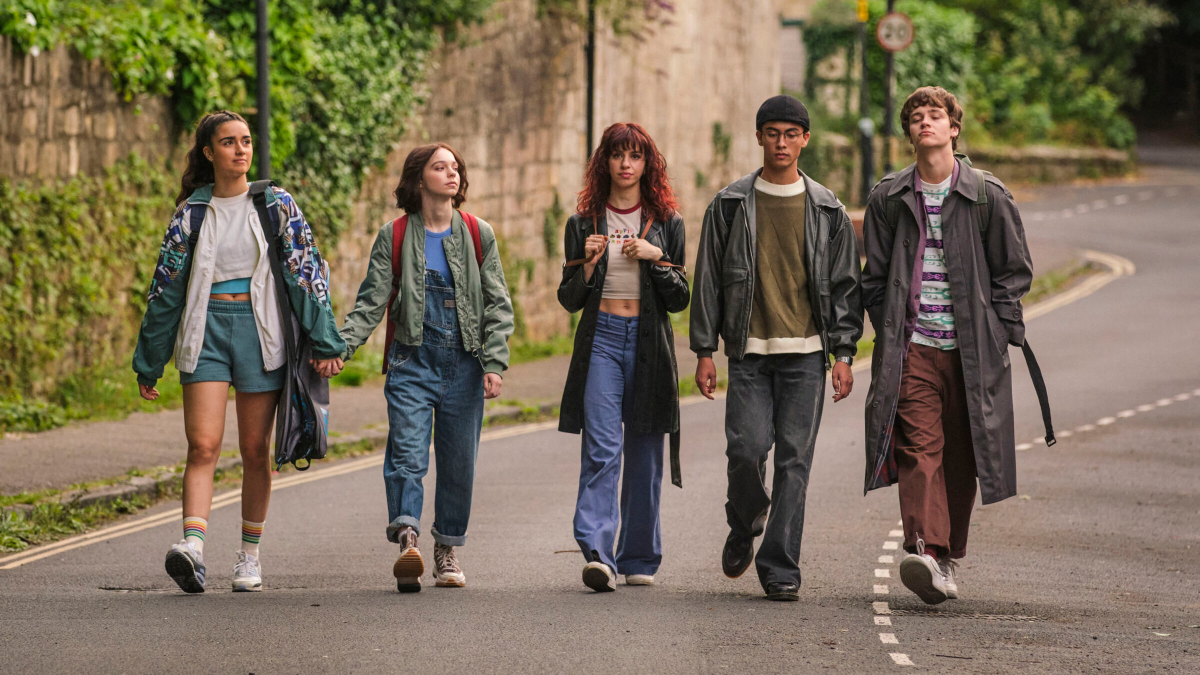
{"left": 557, "top": 211, "right": 689, "bottom": 486}
{"left": 690, "top": 169, "right": 863, "bottom": 364}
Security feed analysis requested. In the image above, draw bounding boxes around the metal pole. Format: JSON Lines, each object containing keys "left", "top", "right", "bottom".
{"left": 858, "top": 12, "right": 874, "bottom": 205}
{"left": 882, "top": 0, "right": 895, "bottom": 174}
{"left": 585, "top": 0, "right": 596, "bottom": 160}
{"left": 255, "top": 0, "right": 270, "bottom": 180}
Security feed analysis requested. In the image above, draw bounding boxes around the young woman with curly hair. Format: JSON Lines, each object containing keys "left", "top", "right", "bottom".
{"left": 557, "top": 122, "right": 690, "bottom": 592}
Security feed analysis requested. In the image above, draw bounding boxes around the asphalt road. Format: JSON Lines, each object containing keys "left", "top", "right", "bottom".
{"left": 2, "top": 168, "right": 1198, "bottom": 674}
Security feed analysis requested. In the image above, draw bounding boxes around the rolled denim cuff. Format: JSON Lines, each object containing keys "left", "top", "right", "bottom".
{"left": 431, "top": 525, "right": 467, "bottom": 547}
{"left": 386, "top": 516, "right": 421, "bottom": 543}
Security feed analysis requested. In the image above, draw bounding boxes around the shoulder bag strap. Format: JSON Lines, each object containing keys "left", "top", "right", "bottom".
{"left": 249, "top": 181, "right": 298, "bottom": 366}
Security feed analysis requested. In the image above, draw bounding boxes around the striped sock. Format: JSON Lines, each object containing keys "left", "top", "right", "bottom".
{"left": 241, "top": 520, "right": 265, "bottom": 558}
{"left": 183, "top": 517, "right": 207, "bottom": 554}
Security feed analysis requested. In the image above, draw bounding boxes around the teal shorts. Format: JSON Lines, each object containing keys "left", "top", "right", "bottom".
{"left": 179, "top": 299, "right": 285, "bottom": 392}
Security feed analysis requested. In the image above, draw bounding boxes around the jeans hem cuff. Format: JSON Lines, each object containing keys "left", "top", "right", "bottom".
{"left": 431, "top": 527, "right": 467, "bottom": 547}
{"left": 386, "top": 516, "right": 421, "bottom": 543}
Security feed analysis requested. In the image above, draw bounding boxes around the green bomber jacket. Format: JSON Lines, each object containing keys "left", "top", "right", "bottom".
{"left": 338, "top": 211, "right": 515, "bottom": 376}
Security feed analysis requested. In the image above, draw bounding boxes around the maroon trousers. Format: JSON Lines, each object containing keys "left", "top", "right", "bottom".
{"left": 894, "top": 343, "right": 978, "bottom": 559}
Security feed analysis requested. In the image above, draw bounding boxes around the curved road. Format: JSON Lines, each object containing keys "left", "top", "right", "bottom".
{"left": 1, "top": 166, "right": 1198, "bottom": 673}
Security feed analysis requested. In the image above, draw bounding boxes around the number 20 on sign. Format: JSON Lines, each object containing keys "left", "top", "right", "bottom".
{"left": 876, "top": 12, "right": 915, "bottom": 53}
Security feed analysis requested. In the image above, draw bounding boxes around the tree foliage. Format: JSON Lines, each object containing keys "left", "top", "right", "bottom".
{"left": 802, "top": 0, "right": 1172, "bottom": 148}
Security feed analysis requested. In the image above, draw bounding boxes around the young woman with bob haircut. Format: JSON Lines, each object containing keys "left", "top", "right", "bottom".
{"left": 557, "top": 122, "right": 690, "bottom": 592}
{"left": 133, "top": 110, "right": 345, "bottom": 594}
{"left": 338, "top": 143, "right": 514, "bottom": 593}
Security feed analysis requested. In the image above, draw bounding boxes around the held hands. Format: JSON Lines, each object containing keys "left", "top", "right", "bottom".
{"left": 831, "top": 361, "right": 854, "bottom": 402}
{"left": 621, "top": 239, "right": 663, "bottom": 261}
{"left": 484, "top": 373, "right": 503, "bottom": 399}
{"left": 138, "top": 384, "right": 159, "bottom": 401}
{"left": 695, "top": 357, "right": 717, "bottom": 400}
{"left": 311, "top": 357, "right": 345, "bottom": 378}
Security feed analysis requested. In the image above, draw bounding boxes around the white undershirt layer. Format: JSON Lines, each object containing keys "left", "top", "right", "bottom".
{"left": 601, "top": 205, "right": 642, "bottom": 300}
{"left": 209, "top": 191, "right": 259, "bottom": 282}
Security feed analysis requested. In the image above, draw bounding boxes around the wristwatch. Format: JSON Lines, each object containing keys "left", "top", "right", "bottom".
{"left": 835, "top": 355, "right": 854, "bottom": 366}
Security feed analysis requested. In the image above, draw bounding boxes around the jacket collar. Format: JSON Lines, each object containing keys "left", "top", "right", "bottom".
{"left": 186, "top": 183, "right": 279, "bottom": 207}
{"left": 887, "top": 158, "right": 978, "bottom": 202}
{"left": 722, "top": 167, "right": 841, "bottom": 208}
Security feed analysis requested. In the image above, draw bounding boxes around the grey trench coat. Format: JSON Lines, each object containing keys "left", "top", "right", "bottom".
{"left": 861, "top": 159, "right": 1033, "bottom": 504}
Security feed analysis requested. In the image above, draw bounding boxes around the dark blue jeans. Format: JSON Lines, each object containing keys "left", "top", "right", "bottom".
{"left": 725, "top": 352, "right": 826, "bottom": 590}
{"left": 383, "top": 271, "right": 484, "bottom": 546}
{"left": 574, "top": 312, "right": 665, "bottom": 576}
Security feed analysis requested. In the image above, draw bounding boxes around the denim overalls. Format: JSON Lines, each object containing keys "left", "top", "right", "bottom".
{"left": 383, "top": 269, "right": 484, "bottom": 547}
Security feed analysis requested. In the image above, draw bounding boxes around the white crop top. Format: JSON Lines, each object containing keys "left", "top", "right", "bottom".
{"left": 601, "top": 204, "right": 642, "bottom": 300}
{"left": 209, "top": 191, "right": 260, "bottom": 282}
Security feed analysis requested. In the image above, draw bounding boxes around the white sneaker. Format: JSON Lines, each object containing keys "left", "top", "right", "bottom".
{"left": 899, "top": 552, "right": 948, "bottom": 605}
{"left": 433, "top": 543, "right": 466, "bottom": 588}
{"left": 625, "top": 574, "right": 655, "bottom": 586}
{"left": 582, "top": 561, "right": 616, "bottom": 592}
{"left": 164, "top": 540, "right": 206, "bottom": 594}
{"left": 939, "top": 558, "right": 959, "bottom": 599}
{"left": 232, "top": 551, "right": 263, "bottom": 592}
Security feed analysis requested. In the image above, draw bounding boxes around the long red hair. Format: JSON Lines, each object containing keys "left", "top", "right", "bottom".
{"left": 577, "top": 122, "right": 677, "bottom": 224}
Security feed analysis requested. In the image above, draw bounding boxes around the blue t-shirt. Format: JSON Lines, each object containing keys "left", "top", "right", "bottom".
{"left": 424, "top": 227, "right": 453, "bottom": 282}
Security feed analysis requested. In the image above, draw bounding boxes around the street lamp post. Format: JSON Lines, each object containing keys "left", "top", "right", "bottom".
{"left": 857, "top": 0, "right": 874, "bottom": 205}
{"left": 255, "top": 0, "right": 270, "bottom": 180}
{"left": 882, "top": 0, "right": 895, "bottom": 174}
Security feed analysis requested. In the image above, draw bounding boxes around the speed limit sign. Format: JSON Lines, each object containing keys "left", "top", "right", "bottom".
{"left": 876, "top": 12, "right": 914, "bottom": 52}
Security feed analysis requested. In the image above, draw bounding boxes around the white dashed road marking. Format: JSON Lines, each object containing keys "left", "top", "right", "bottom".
{"left": 875, "top": 584, "right": 890, "bottom": 594}
{"left": 875, "top": 616, "right": 892, "bottom": 626}
{"left": 873, "top": 602, "right": 891, "bottom": 614}
{"left": 882, "top": 541, "right": 899, "bottom": 550}
{"left": 875, "top": 569, "right": 891, "bottom": 578}
{"left": 878, "top": 555, "right": 894, "bottom": 563}
{"left": 880, "top": 633, "right": 899, "bottom": 644}
{"left": 1097, "top": 417, "right": 1116, "bottom": 425}
{"left": 888, "top": 530, "right": 903, "bottom": 537}
{"left": 890, "top": 653, "right": 915, "bottom": 666}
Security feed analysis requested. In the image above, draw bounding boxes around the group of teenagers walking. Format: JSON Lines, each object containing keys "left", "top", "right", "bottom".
{"left": 133, "top": 85, "right": 1047, "bottom": 606}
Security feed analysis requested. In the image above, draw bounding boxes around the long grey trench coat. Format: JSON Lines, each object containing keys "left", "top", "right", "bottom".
{"left": 861, "top": 159, "right": 1033, "bottom": 504}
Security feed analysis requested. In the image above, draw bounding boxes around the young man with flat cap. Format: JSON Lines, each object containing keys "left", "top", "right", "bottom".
{"left": 691, "top": 95, "right": 863, "bottom": 601}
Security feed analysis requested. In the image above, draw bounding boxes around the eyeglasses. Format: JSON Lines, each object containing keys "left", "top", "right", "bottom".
{"left": 762, "top": 129, "right": 803, "bottom": 142}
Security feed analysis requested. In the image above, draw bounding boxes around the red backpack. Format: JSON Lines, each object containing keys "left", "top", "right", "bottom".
{"left": 382, "top": 212, "right": 484, "bottom": 373}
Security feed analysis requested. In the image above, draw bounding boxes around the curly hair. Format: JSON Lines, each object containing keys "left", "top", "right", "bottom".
{"left": 900, "top": 86, "right": 963, "bottom": 151}
{"left": 394, "top": 143, "right": 469, "bottom": 214}
{"left": 576, "top": 122, "right": 677, "bottom": 225}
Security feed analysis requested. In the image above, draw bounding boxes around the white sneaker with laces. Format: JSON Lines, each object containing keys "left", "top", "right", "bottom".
{"left": 899, "top": 540, "right": 948, "bottom": 605}
{"left": 232, "top": 551, "right": 263, "bottom": 592}
{"left": 939, "top": 558, "right": 959, "bottom": 599}
{"left": 625, "top": 574, "right": 655, "bottom": 586}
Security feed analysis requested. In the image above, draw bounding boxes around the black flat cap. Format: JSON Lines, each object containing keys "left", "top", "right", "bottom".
{"left": 757, "top": 95, "right": 810, "bottom": 131}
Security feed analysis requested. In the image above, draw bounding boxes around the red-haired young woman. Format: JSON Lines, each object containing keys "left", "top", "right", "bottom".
{"left": 557, "top": 122, "right": 689, "bottom": 592}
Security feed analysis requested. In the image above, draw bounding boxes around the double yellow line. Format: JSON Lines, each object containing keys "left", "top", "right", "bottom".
{"left": 0, "top": 421, "right": 566, "bottom": 571}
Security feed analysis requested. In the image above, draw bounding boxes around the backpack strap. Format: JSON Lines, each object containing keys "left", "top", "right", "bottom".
{"left": 382, "top": 214, "right": 409, "bottom": 375}
{"left": 460, "top": 211, "right": 484, "bottom": 268}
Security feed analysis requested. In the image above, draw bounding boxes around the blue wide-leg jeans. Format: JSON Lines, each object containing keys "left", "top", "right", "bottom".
{"left": 574, "top": 311, "right": 665, "bottom": 576}
{"left": 383, "top": 270, "right": 484, "bottom": 547}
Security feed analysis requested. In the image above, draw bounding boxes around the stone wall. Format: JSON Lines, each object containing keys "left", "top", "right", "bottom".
{"left": 0, "top": 37, "right": 176, "bottom": 180}
{"left": 334, "top": 0, "right": 785, "bottom": 344}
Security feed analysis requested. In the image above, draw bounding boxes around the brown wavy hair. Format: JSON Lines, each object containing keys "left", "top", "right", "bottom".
{"left": 176, "top": 110, "right": 249, "bottom": 206}
{"left": 576, "top": 122, "right": 677, "bottom": 224}
{"left": 394, "top": 143, "right": 469, "bottom": 214}
{"left": 900, "top": 86, "right": 963, "bottom": 151}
